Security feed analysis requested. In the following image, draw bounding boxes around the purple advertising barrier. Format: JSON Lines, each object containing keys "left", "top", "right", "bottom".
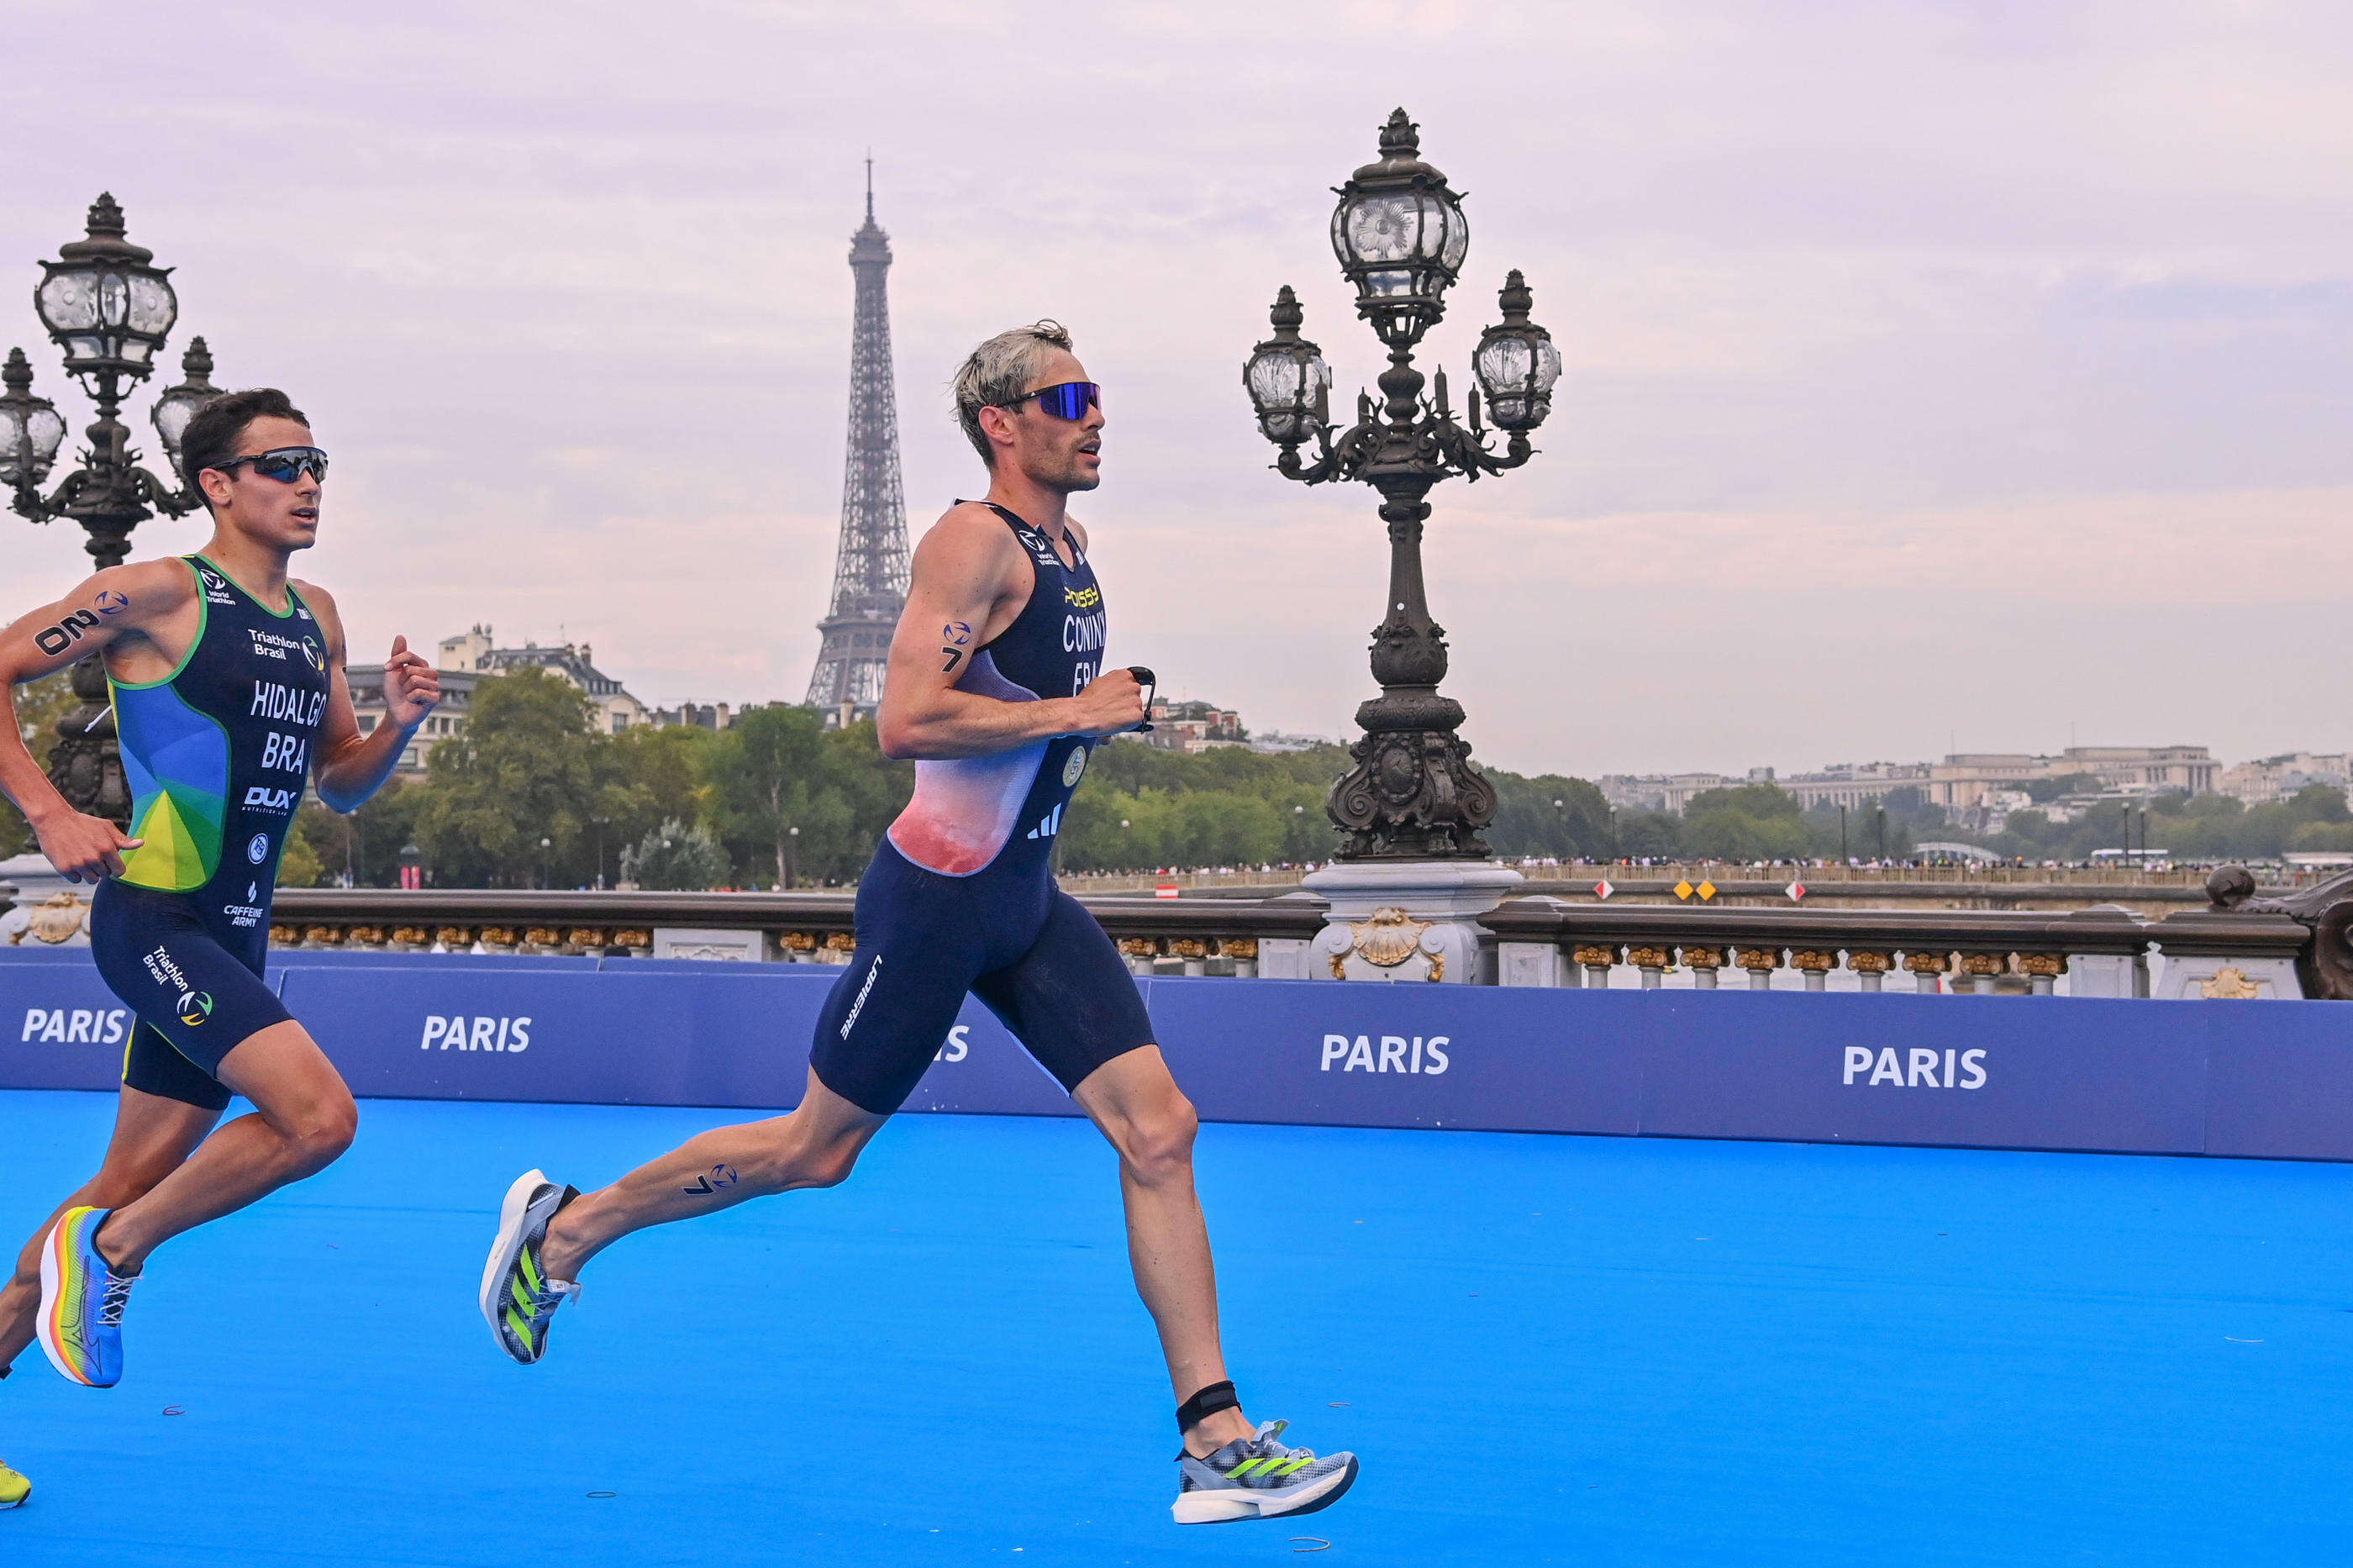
{"left": 274, "top": 961, "right": 837, "bottom": 1109}
{"left": 0, "top": 948, "right": 155, "bottom": 1092}
{"left": 10, "top": 944, "right": 2353, "bottom": 1163}
{"left": 2200, "top": 1007, "right": 2353, "bottom": 1160}
{"left": 1635, "top": 991, "right": 2211, "bottom": 1155}
{"left": 1140, "top": 976, "right": 1649, "bottom": 1135}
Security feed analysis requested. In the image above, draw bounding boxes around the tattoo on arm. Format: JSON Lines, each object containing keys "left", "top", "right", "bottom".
{"left": 939, "top": 618, "right": 972, "bottom": 675}
{"left": 33, "top": 610, "right": 103, "bottom": 657}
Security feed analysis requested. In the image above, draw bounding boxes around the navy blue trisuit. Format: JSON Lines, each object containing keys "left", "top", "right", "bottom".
{"left": 87, "top": 555, "right": 329, "bottom": 1112}
{"left": 808, "top": 502, "right": 1155, "bottom": 1115}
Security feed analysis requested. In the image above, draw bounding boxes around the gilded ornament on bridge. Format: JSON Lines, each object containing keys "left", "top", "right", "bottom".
{"left": 2200, "top": 966, "right": 2260, "bottom": 1000}
{"left": 1735, "top": 948, "right": 1781, "bottom": 971}
{"left": 1220, "top": 938, "right": 1259, "bottom": 960}
{"left": 1332, "top": 907, "right": 1443, "bottom": 981}
{"left": 20, "top": 892, "right": 87, "bottom": 946}
{"left": 1679, "top": 945, "right": 1724, "bottom": 968}
{"left": 1903, "top": 951, "right": 1949, "bottom": 974}
{"left": 1790, "top": 950, "right": 1836, "bottom": 973}
{"left": 1960, "top": 953, "right": 2007, "bottom": 977}
{"left": 2018, "top": 953, "right": 2065, "bottom": 978}
{"left": 1846, "top": 950, "right": 1893, "bottom": 974}
{"left": 1571, "top": 944, "right": 1619, "bottom": 969}
{"left": 1627, "top": 945, "right": 1671, "bottom": 969}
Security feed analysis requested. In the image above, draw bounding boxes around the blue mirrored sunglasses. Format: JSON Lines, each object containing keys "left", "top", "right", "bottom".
{"left": 215, "top": 446, "right": 329, "bottom": 483}
{"left": 1005, "top": 381, "right": 1102, "bottom": 421}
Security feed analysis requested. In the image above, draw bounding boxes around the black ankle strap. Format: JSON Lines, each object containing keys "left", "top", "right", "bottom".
{"left": 1176, "top": 1379, "right": 1238, "bottom": 1435}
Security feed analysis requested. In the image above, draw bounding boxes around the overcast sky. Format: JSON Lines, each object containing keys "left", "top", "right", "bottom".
{"left": 7, "top": 2, "right": 2348, "bottom": 778}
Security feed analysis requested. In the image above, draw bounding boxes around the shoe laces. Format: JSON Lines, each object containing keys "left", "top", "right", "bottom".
{"left": 527, "top": 1277, "right": 582, "bottom": 1316}
{"left": 1237, "top": 1419, "right": 1313, "bottom": 1465}
{"left": 97, "top": 1274, "right": 135, "bottom": 1329}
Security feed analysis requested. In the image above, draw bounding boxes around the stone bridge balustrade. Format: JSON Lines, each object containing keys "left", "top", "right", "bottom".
{"left": 208, "top": 882, "right": 2340, "bottom": 998}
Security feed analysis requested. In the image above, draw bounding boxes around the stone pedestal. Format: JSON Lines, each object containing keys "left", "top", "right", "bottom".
{"left": 1302, "top": 860, "right": 1524, "bottom": 984}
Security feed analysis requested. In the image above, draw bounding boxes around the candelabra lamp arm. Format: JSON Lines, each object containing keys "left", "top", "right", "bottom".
{"left": 9, "top": 466, "right": 92, "bottom": 524}
{"left": 129, "top": 463, "right": 205, "bottom": 518}
{"left": 1273, "top": 415, "right": 1363, "bottom": 485}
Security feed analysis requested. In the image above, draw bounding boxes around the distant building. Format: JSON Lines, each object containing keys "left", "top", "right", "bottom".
{"left": 437, "top": 626, "right": 647, "bottom": 736}
{"left": 1248, "top": 730, "right": 1333, "bottom": 755}
{"left": 1780, "top": 761, "right": 1933, "bottom": 811}
{"left": 1119, "top": 698, "right": 1245, "bottom": 755}
{"left": 1600, "top": 769, "right": 1774, "bottom": 816}
{"left": 647, "top": 702, "right": 736, "bottom": 732}
{"left": 1929, "top": 746, "right": 2216, "bottom": 817}
{"left": 347, "top": 624, "right": 650, "bottom": 776}
{"left": 2219, "top": 753, "right": 2350, "bottom": 808}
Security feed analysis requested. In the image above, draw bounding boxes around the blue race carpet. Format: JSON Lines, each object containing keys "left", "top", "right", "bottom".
{"left": 2, "top": 1090, "right": 2349, "bottom": 1565}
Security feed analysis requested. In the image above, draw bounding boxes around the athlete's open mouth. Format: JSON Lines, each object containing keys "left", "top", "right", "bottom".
{"left": 291, "top": 508, "right": 318, "bottom": 521}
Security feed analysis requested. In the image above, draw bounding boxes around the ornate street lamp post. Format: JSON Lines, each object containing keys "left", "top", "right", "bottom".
{"left": 1243, "top": 112, "right": 1561, "bottom": 982}
{"left": 7, "top": 194, "right": 218, "bottom": 823}
{"left": 1245, "top": 110, "right": 1560, "bottom": 864}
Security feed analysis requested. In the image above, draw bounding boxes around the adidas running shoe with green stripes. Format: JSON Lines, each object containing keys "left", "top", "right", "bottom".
{"left": 1171, "top": 1418, "right": 1358, "bottom": 1524}
{"left": 480, "top": 1170, "right": 580, "bottom": 1365}
{"left": 0, "top": 1456, "right": 28, "bottom": 1510}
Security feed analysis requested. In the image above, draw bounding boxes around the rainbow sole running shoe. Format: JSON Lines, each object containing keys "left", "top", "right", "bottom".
{"left": 0, "top": 1457, "right": 27, "bottom": 1509}
{"left": 480, "top": 1171, "right": 581, "bottom": 1365}
{"left": 36, "top": 1208, "right": 134, "bottom": 1389}
{"left": 1171, "top": 1418, "right": 1358, "bottom": 1525}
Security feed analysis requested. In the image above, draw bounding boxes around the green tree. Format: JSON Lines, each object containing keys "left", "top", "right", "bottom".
{"left": 0, "top": 672, "right": 79, "bottom": 859}
{"left": 701, "top": 704, "right": 840, "bottom": 887}
{"left": 410, "top": 669, "right": 629, "bottom": 887}
{"left": 624, "top": 818, "right": 732, "bottom": 890}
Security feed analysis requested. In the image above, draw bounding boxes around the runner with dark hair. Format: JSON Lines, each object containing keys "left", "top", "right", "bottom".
{"left": 479, "top": 322, "right": 1358, "bottom": 1526}
{"left": 0, "top": 390, "right": 438, "bottom": 1442}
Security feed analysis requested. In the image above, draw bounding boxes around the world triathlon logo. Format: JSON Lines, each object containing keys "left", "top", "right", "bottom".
{"left": 247, "top": 833, "right": 271, "bottom": 864}
{"left": 176, "top": 991, "right": 213, "bottom": 1027}
{"left": 94, "top": 589, "right": 129, "bottom": 615}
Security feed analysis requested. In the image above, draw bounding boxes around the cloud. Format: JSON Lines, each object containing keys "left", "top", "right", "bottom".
{"left": 3, "top": 0, "right": 2345, "bottom": 781}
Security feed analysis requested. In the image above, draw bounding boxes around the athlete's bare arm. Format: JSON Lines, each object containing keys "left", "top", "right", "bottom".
{"left": 296, "top": 581, "right": 439, "bottom": 813}
{"left": 876, "top": 502, "right": 1141, "bottom": 760}
{"left": 0, "top": 560, "right": 203, "bottom": 881}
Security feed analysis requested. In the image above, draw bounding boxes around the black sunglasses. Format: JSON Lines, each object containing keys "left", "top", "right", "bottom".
{"left": 213, "top": 446, "right": 330, "bottom": 484}
{"left": 1001, "top": 381, "right": 1102, "bottom": 421}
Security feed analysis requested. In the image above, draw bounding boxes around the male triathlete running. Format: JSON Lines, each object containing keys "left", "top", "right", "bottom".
{"left": 0, "top": 391, "right": 438, "bottom": 1464}
{"left": 481, "top": 322, "right": 1357, "bottom": 1526}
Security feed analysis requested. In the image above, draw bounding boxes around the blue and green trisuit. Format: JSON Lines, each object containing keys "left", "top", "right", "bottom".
{"left": 90, "top": 555, "right": 330, "bottom": 1110}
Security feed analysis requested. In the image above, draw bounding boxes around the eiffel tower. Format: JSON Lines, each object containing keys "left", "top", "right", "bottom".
{"left": 804, "top": 162, "right": 911, "bottom": 723}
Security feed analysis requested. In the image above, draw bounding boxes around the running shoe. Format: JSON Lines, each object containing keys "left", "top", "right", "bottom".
{"left": 480, "top": 1170, "right": 581, "bottom": 1365}
{"left": 35, "top": 1208, "right": 134, "bottom": 1389}
{"left": 1171, "top": 1418, "right": 1358, "bottom": 1524}
{"left": 0, "top": 1458, "right": 27, "bottom": 1510}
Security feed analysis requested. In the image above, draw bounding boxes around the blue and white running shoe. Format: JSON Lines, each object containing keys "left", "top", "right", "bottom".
{"left": 35, "top": 1207, "right": 134, "bottom": 1389}
{"left": 480, "top": 1171, "right": 581, "bottom": 1365}
{"left": 1172, "top": 1419, "right": 1358, "bottom": 1524}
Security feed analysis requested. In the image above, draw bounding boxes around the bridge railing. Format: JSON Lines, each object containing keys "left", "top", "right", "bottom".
{"left": 248, "top": 882, "right": 2344, "bottom": 999}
